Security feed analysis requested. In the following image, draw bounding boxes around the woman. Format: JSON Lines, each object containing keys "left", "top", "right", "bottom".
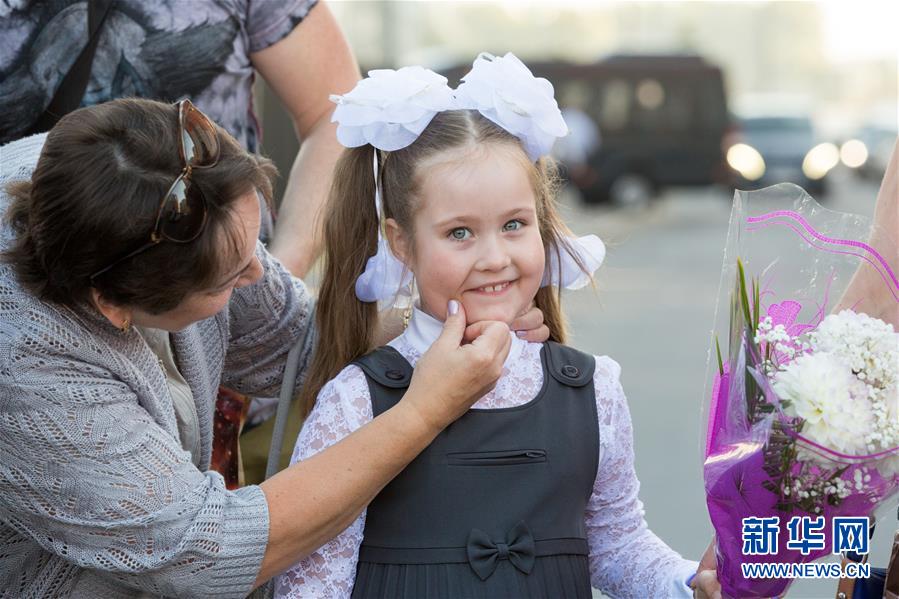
{"left": 0, "top": 98, "right": 547, "bottom": 597}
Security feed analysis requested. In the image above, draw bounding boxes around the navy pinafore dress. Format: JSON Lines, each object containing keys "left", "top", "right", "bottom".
{"left": 350, "top": 341, "right": 599, "bottom": 598}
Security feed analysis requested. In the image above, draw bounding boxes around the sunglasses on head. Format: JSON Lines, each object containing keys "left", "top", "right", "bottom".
{"left": 89, "top": 99, "right": 220, "bottom": 283}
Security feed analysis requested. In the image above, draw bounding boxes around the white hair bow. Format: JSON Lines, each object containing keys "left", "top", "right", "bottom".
{"left": 330, "top": 54, "right": 604, "bottom": 306}
{"left": 330, "top": 66, "right": 455, "bottom": 151}
{"left": 453, "top": 52, "right": 569, "bottom": 162}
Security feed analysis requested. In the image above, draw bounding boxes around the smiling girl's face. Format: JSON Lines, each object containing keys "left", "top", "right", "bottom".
{"left": 387, "top": 143, "right": 545, "bottom": 325}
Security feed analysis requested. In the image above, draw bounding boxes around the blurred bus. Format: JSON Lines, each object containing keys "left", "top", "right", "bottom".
{"left": 444, "top": 54, "right": 732, "bottom": 206}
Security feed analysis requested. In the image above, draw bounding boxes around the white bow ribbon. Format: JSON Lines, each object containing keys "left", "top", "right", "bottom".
{"left": 453, "top": 52, "right": 569, "bottom": 162}
{"left": 330, "top": 66, "right": 455, "bottom": 151}
{"left": 542, "top": 235, "right": 606, "bottom": 290}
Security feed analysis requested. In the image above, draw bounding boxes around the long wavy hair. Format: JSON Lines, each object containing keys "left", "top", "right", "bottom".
{"left": 301, "top": 110, "right": 588, "bottom": 415}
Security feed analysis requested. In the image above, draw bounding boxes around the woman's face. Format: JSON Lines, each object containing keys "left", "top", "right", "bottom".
{"left": 389, "top": 144, "right": 545, "bottom": 325}
{"left": 131, "top": 189, "right": 264, "bottom": 331}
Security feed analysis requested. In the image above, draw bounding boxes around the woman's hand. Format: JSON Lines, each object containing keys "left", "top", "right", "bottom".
{"left": 691, "top": 536, "right": 724, "bottom": 599}
{"left": 405, "top": 300, "right": 512, "bottom": 433}
{"left": 464, "top": 302, "right": 549, "bottom": 343}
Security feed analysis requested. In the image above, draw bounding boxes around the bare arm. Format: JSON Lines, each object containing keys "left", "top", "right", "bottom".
{"left": 254, "top": 303, "right": 512, "bottom": 586}
{"left": 251, "top": 1, "right": 361, "bottom": 277}
{"left": 834, "top": 138, "right": 899, "bottom": 327}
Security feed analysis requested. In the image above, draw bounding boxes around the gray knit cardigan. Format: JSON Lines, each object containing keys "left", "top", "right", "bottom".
{"left": 0, "top": 134, "right": 315, "bottom": 598}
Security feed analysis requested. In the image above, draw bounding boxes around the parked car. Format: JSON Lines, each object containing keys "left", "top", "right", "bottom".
{"left": 727, "top": 114, "right": 836, "bottom": 198}
{"left": 442, "top": 54, "right": 733, "bottom": 206}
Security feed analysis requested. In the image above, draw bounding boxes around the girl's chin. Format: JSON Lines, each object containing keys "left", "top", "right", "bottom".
{"left": 461, "top": 304, "right": 520, "bottom": 326}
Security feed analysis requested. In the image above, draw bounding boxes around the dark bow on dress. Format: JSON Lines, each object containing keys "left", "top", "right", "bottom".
{"left": 466, "top": 521, "right": 536, "bottom": 581}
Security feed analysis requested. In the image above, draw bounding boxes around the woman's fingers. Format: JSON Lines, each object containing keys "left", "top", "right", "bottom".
{"left": 463, "top": 318, "right": 519, "bottom": 346}
{"left": 405, "top": 302, "right": 511, "bottom": 431}
{"left": 509, "top": 303, "right": 549, "bottom": 342}
{"left": 690, "top": 569, "right": 722, "bottom": 599}
{"left": 692, "top": 536, "right": 727, "bottom": 599}
{"left": 467, "top": 320, "right": 512, "bottom": 359}
{"left": 512, "top": 324, "right": 550, "bottom": 344}
{"left": 432, "top": 300, "right": 466, "bottom": 350}
{"left": 462, "top": 320, "right": 490, "bottom": 344}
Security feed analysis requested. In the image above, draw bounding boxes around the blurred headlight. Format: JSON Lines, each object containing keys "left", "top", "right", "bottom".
{"left": 727, "top": 143, "right": 766, "bottom": 181}
{"left": 802, "top": 143, "right": 840, "bottom": 180}
{"left": 840, "top": 139, "right": 868, "bottom": 168}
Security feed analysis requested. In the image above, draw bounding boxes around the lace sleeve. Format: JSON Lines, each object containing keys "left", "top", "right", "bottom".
{"left": 274, "top": 365, "right": 374, "bottom": 599}
{"left": 586, "top": 357, "right": 698, "bottom": 599}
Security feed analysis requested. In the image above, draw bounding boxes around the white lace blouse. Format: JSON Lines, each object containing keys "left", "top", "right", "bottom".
{"left": 274, "top": 307, "right": 698, "bottom": 599}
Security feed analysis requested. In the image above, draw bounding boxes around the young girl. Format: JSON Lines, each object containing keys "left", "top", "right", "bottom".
{"left": 275, "top": 54, "right": 716, "bottom": 599}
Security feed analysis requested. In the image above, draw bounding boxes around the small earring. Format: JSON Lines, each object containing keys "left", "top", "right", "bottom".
{"left": 401, "top": 277, "right": 415, "bottom": 330}
{"left": 120, "top": 316, "right": 131, "bottom": 333}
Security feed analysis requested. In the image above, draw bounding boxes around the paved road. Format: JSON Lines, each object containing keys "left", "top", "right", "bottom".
{"left": 562, "top": 171, "right": 891, "bottom": 598}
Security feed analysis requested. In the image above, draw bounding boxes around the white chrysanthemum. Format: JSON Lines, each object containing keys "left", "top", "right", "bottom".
{"left": 886, "top": 382, "right": 898, "bottom": 423}
{"left": 812, "top": 310, "right": 898, "bottom": 389}
{"left": 774, "top": 352, "right": 874, "bottom": 456}
{"left": 875, "top": 454, "right": 899, "bottom": 480}
{"left": 879, "top": 381, "right": 899, "bottom": 449}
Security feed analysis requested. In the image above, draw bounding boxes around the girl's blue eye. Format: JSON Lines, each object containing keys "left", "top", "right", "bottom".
{"left": 503, "top": 219, "right": 524, "bottom": 232}
{"left": 450, "top": 228, "right": 472, "bottom": 241}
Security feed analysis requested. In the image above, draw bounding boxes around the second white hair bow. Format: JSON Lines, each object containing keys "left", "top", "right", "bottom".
{"left": 453, "top": 52, "right": 569, "bottom": 162}
{"left": 329, "top": 53, "right": 604, "bottom": 305}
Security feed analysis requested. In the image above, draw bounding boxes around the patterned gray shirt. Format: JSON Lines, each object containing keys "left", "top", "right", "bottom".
{"left": 0, "top": 0, "right": 318, "bottom": 149}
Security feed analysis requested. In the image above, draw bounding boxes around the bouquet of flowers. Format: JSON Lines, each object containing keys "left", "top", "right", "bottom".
{"left": 703, "top": 183, "right": 899, "bottom": 598}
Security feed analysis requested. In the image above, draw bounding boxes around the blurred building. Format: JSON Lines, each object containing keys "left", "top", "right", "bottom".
{"left": 328, "top": 1, "right": 894, "bottom": 125}
{"left": 257, "top": 1, "right": 896, "bottom": 203}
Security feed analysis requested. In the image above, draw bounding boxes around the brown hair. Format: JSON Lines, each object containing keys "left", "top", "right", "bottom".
{"left": 2, "top": 98, "right": 277, "bottom": 314}
{"left": 301, "top": 110, "right": 587, "bottom": 415}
